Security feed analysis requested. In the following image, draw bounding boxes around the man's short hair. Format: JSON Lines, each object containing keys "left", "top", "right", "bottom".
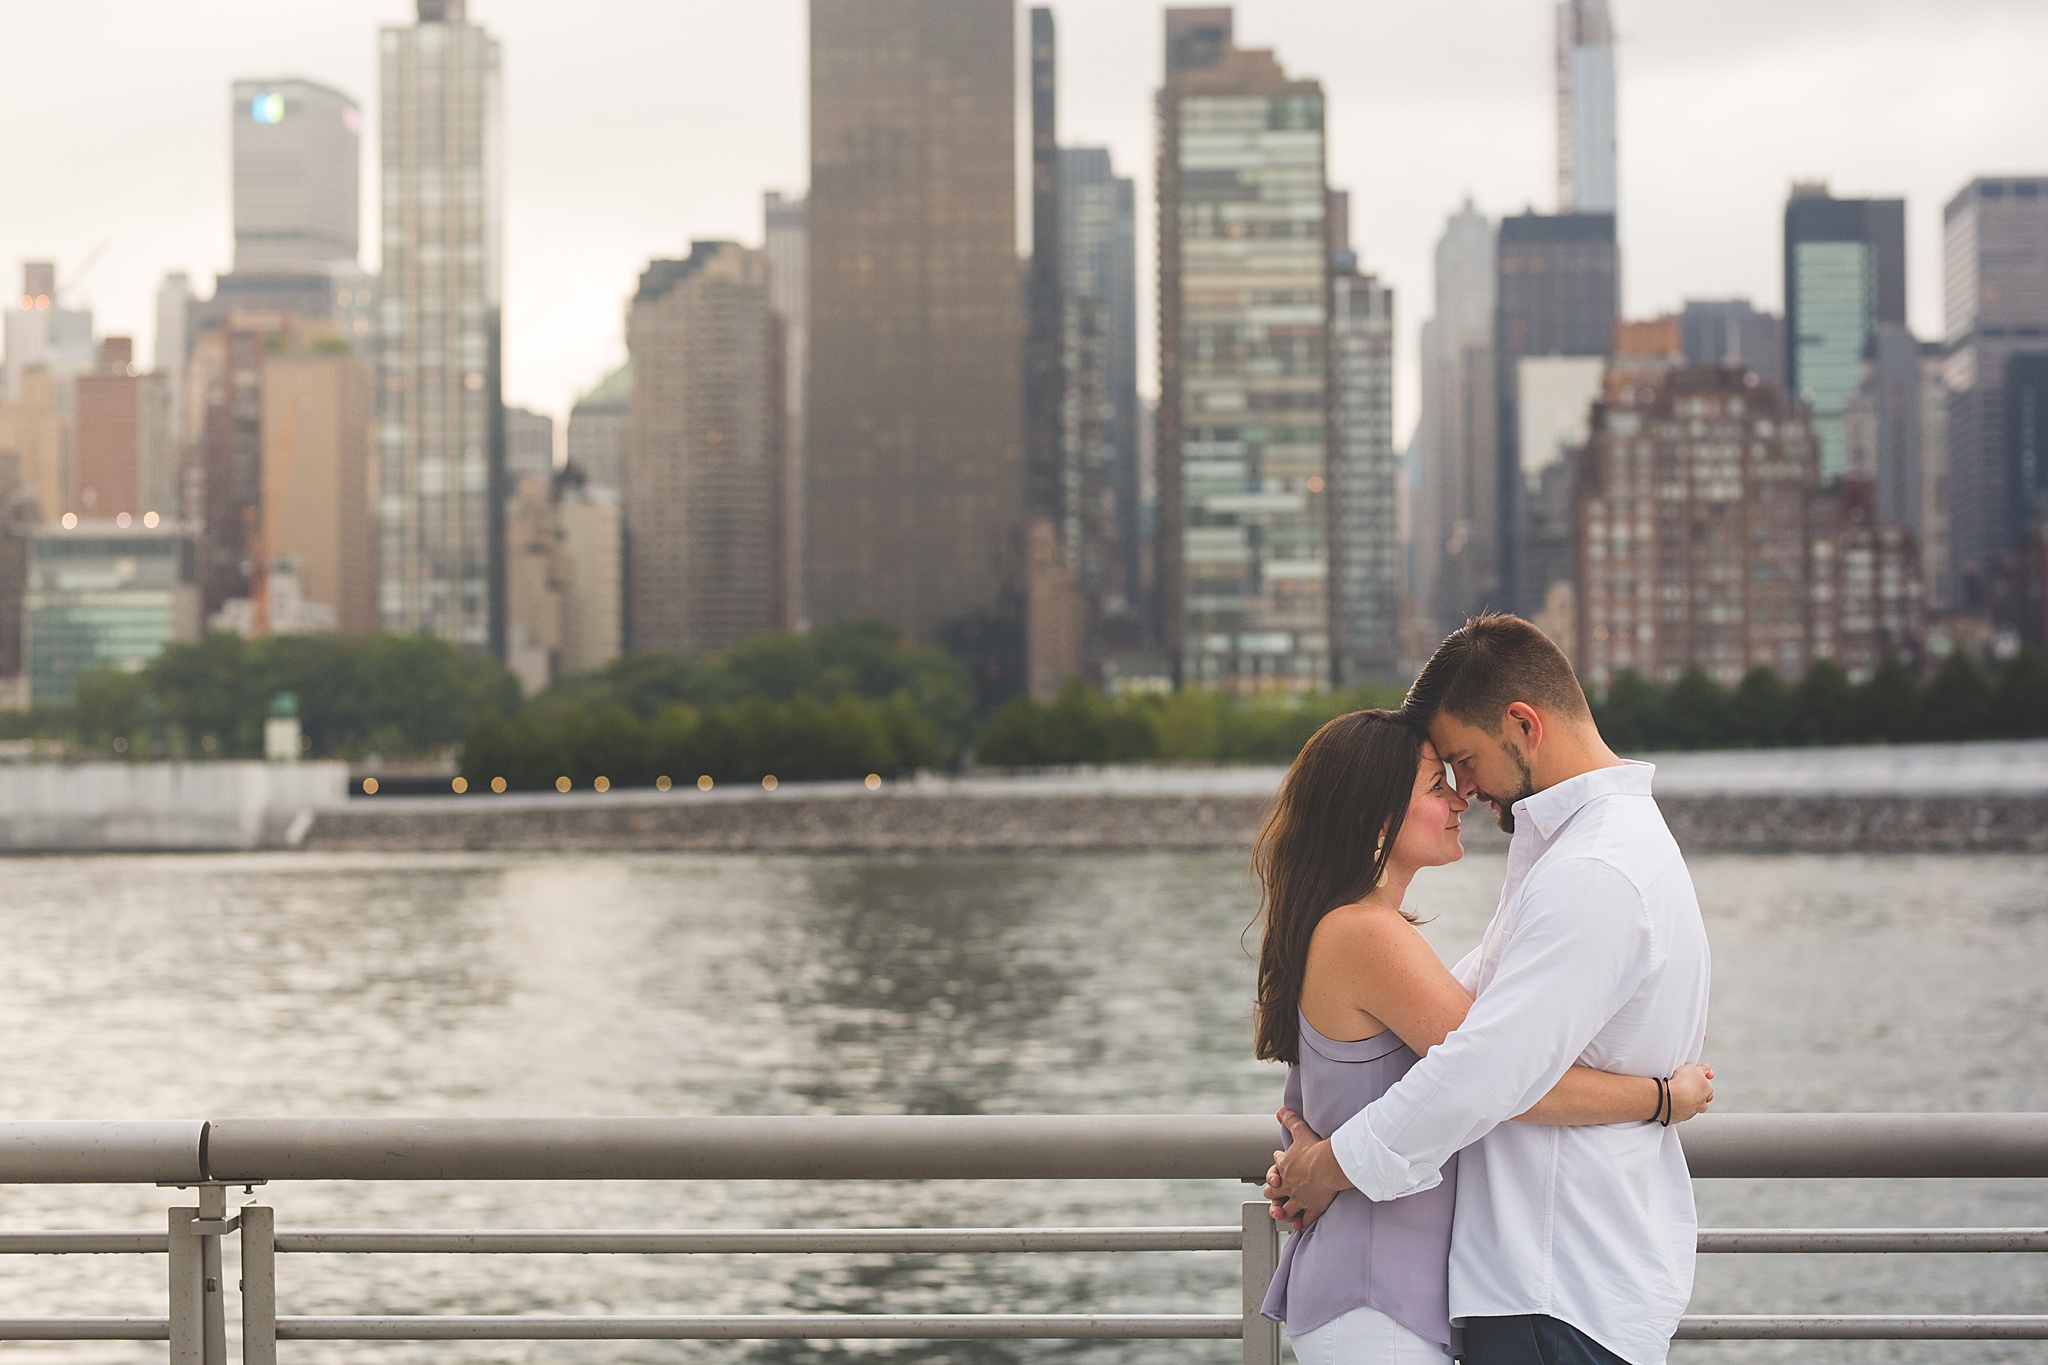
{"left": 1404, "top": 612, "right": 1592, "bottom": 733}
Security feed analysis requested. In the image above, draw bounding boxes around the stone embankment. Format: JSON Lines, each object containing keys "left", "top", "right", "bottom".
{"left": 300, "top": 768, "right": 2048, "bottom": 855}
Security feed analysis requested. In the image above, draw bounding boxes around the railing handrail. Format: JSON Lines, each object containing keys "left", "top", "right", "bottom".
{"left": 0, "top": 1112, "right": 2044, "bottom": 1184}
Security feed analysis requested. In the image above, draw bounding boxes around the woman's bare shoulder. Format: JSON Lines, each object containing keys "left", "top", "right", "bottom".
{"left": 1308, "top": 901, "right": 1426, "bottom": 953}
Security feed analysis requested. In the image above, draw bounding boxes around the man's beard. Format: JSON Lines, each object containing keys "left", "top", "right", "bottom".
{"left": 1479, "top": 744, "right": 1537, "bottom": 834}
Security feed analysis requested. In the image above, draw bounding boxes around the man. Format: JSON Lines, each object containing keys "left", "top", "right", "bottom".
{"left": 1267, "top": 613, "right": 1711, "bottom": 1365}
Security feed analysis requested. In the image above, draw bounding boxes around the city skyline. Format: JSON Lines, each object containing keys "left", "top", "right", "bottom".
{"left": 4, "top": 1, "right": 2043, "bottom": 443}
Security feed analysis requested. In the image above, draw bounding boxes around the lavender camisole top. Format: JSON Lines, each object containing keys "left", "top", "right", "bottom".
{"left": 1259, "top": 1011, "right": 1459, "bottom": 1354}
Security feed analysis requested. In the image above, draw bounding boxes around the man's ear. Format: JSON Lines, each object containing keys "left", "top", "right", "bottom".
{"left": 1504, "top": 702, "right": 1544, "bottom": 749}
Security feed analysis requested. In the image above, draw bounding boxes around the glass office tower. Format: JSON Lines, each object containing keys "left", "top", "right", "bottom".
{"left": 376, "top": 0, "right": 504, "bottom": 650}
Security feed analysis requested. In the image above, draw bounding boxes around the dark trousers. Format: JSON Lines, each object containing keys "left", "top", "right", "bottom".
{"left": 1461, "top": 1315, "right": 1631, "bottom": 1365}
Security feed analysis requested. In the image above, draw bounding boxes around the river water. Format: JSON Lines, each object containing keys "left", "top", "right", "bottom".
{"left": 0, "top": 848, "right": 2042, "bottom": 1364}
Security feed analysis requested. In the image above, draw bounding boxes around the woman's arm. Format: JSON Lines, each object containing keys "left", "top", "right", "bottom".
{"left": 1303, "top": 910, "right": 1715, "bottom": 1129}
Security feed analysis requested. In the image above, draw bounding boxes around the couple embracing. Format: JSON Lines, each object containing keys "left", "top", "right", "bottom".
{"left": 1256, "top": 613, "right": 1714, "bottom": 1365}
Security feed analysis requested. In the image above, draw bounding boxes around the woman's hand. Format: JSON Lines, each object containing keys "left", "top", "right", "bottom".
{"left": 1666, "top": 1062, "right": 1715, "bottom": 1123}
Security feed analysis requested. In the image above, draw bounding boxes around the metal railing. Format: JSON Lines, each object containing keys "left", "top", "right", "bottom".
{"left": 0, "top": 1113, "right": 2042, "bottom": 1361}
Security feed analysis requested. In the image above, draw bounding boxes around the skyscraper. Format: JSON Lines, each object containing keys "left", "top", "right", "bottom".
{"left": 1555, "top": 0, "right": 1617, "bottom": 214}
{"left": 1783, "top": 184, "right": 1907, "bottom": 482}
{"left": 504, "top": 407, "right": 554, "bottom": 485}
{"left": 1841, "top": 322, "right": 1928, "bottom": 535}
{"left": 188, "top": 79, "right": 374, "bottom": 369}
{"left": 566, "top": 363, "right": 630, "bottom": 498}
{"left": 1576, "top": 367, "right": 1815, "bottom": 687}
{"left": 1059, "top": 146, "right": 1141, "bottom": 650}
{"left": 5, "top": 262, "right": 95, "bottom": 405}
{"left": 1679, "top": 298, "right": 1783, "bottom": 384}
{"left": 626, "top": 243, "right": 778, "bottom": 656}
{"left": 1412, "top": 202, "right": 1499, "bottom": 637}
{"left": 1158, "top": 9, "right": 1330, "bottom": 690}
{"left": 232, "top": 79, "right": 360, "bottom": 275}
{"left": 377, "top": 0, "right": 505, "bottom": 650}
{"left": 1329, "top": 263, "right": 1399, "bottom": 686}
{"left": 807, "top": 0, "right": 1022, "bottom": 649}
{"left": 73, "top": 337, "right": 172, "bottom": 523}
{"left": 1495, "top": 210, "right": 1618, "bottom": 612}
{"left": 762, "top": 191, "right": 806, "bottom": 631}
{"left": 1022, "top": 6, "right": 1082, "bottom": 698}
{"left": 260, "top": 337, "right": 376, "bottom": 635}
{"left": 1941, "top": 175, "right": 2048, "bottom": 611}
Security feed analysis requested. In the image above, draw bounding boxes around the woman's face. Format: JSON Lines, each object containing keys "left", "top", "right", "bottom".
{"left": 1388, "top": 741, "right": 1469, "bottom": 871}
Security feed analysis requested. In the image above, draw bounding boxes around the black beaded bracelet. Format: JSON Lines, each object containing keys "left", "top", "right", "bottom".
{"left": 1653, "top": 1075, "right": 1667, "bottom": 1126}
{"left": 1658, "top": 1075, "right": 1673, "bottom": 1127}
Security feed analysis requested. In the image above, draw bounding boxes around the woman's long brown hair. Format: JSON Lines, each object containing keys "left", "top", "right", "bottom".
{"left": 1253, "top": 709, "right": 1428, "bottom": 1065}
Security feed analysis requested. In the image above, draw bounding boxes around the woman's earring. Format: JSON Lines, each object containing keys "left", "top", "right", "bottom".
{"left": 1373, "top": 833, "right": 1388, "bottom": 888}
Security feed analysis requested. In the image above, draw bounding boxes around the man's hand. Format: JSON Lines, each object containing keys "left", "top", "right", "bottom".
{"left": 1666, "top": 1062, "right": 1715, "bottom": 1122}
{"left": 1261, "top": 1108, "right": 1354, "bottom": 1230}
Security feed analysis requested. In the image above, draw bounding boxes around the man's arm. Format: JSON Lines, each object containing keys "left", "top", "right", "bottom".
{"left": 1271, "top": 857, "right": 1652, "bottom": 1217}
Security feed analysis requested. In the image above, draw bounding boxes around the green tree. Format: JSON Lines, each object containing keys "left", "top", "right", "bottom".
{"left": 1594, "top": 670, "right": 1665, "bottom": 753}
{"left": 1153, "top": 690, "right": 1225, "bottom": 762}
{"left": 1921, "top": 649, "right": 1997, "bottom": 741}
{"left": 71, "top": 669, "right": 151, "bottom": 751}
{"left": 1729, "top": 666, "right": 1792, "bottom": 748}
{"left": 1662, "top": 667, "right": 1733, "bottom": 750}
{"left": 1853, "top": 654, "right": 1923, "bottom": 743}
{"left": 1994, "top": 650, "right": 2048, "bottom": 738}
{"left": 1788, "top": 660, "right": 1857, "bottom": 746}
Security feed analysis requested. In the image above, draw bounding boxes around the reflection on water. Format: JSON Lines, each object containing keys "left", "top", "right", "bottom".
{"left": 0, "top": 849, "right": 2041, "bottom": 1364}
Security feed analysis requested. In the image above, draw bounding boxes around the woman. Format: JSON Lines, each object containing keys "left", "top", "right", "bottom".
{"left": 1254, "top": 710, "right": 1713, "bottom": 1364}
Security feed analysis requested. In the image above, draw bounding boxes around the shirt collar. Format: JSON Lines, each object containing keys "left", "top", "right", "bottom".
{"left": 1511, "top": 760, "right": 1655, "bottom": 841}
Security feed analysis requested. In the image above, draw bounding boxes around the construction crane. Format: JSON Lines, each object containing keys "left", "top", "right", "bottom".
{"left": 59, "top": 241, "right": 110, "bottom": 305}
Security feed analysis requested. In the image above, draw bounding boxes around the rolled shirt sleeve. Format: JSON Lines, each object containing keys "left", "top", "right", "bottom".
{"left": 1330, "top": 857, "right": 1655, "bottom": 1200}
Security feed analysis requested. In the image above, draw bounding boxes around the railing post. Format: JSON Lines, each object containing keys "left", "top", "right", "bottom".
{"left": 197, "top": 1186, "right": 229, "bottom": 1365}
{"left": 240, "top": 1203, "right": 276, "bottom": 1365}
{"left": 1241, "top": 1201, "right": 1281, "bottom": 1365}
{"left": 167, "top": 1204, "right": 202, "bottom": 1365}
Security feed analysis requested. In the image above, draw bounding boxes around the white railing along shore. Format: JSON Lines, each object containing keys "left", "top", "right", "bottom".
{"left": 0, "top": 1113, "right": 2041, "bottom": 1362}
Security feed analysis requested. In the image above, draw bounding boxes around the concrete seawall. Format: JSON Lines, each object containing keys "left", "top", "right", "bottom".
{"left": 300, "top": 781, "right": 2048, "bottom": 856}
{"left": 0, "top": 762, "right": 350, "bottom": 852}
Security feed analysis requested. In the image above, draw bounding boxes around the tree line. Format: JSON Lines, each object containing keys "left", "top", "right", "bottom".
{"left": 1591, "top": 651, "right": 2048, "bottom": 752}
{"left": 10, "top": 631, "right": 520, "bottom": 760}
{"left": 26, "top": 622, "right": 2046, "bottom": 775}
{"left": 458, "top": 621, "right": 974, "bottom": 788}
{"left": 973, "top": 680, "right": 1409, "bottom": 768}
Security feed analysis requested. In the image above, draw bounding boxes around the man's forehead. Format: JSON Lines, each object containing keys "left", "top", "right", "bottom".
{"left": 1426, "top": 714, "right": 1487, "bottom": 758}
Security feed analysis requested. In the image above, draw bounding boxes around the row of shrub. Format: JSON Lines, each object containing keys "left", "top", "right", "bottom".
{"left": 23, "top": 631, "right": 521, "bottom": 760}
{"left": 528, "top": 621, "right": 979, "bottom": 764}
{"left": 459, "top": 693, "right": 946, "bottom": 789}
{"left": 1592, "top": 650, "right": 2048, "bottom": 752}
{"left": 973, "top": 681, "right": 1408, "bottom": 768}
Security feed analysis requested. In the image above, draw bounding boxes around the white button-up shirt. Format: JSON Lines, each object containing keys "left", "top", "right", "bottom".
{"left": 1329, "top": 761, "right": 1711, "bottom": 1365}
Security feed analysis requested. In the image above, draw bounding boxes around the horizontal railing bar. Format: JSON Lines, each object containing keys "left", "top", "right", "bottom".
{"left": 266, "top": 1226, "right": 2048, "bottom": 1256}
{"left": 1700, "top": 1228, "right": 2048, "bottom": 1253}
{"left": 1678, "top": 1316, "right": 2048, "bottom": 1340}
{"left": 194, "top": 1112, "right": 2048, "bottom": 1182}
{"left": 1681, "top": 1113, "right": 2048, "bottom": 1178}
{"left": 277, "top": 1314, "right": 1241, "bottom": 1341}
{"left": 269, "top": 1314, "right": 2048, "bottom": 1342}
{"left": 0, "top": 1122, "right": 203, "bottom": 1185}
{"left": 0, "top": 1318, "right": 171, "bottom": 1340}
{"left": 203, "top": 1115, "right": 1272, "bottom": 1182}
{"left": 0, "top": 1114, "right": 2040, "bottom": 1185}
{"left": 276, "top": 1226, "right": 1243, "bottom": 1254}
{"left": 0, "top": 1232, "right": 169, "bottom": 1254}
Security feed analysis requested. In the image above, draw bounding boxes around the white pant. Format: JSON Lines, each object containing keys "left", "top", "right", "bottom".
{"left": 1288, "top": 1305, "right": 1453, "bottom": 1365}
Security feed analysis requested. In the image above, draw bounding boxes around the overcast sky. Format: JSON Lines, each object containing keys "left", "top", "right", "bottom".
{"left": 5, "top": 0, "right": 2046, "bottom": 446}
